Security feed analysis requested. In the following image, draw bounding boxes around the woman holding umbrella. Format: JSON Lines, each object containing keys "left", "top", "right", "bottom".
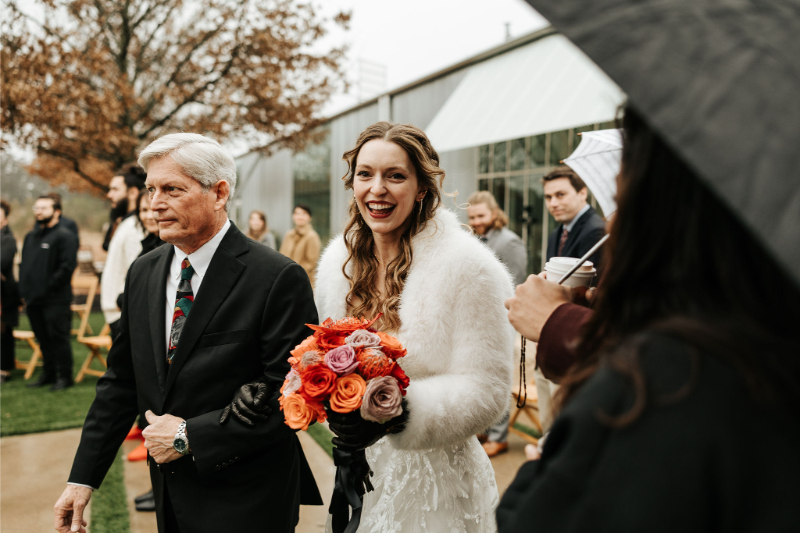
{"left": 498, "top": 103, "right": 800, "bottom": 530}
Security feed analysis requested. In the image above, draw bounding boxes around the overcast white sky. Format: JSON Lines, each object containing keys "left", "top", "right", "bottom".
{"left": 318, "top": 0, "right": 549, "bottom": 115}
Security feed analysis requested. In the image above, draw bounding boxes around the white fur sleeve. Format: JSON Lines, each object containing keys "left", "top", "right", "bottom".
{"left": 388, "top": 260, "right": 515, "bottom": 450}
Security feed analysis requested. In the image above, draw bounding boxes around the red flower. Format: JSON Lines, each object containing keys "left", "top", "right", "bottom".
{"left": 299, "top": 365, "right": 337, "bottom": 401}
{"left": 390, "top": 364, "right": 410, "bottom": 395}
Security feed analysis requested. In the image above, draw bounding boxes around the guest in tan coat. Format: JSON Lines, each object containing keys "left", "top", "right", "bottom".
{"left": 279, "top": 204, "right": 321, "bottom": 286}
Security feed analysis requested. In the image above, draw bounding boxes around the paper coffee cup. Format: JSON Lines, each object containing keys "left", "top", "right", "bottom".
{"left": 544, "top": 257, "right": 596, "bottom": 288}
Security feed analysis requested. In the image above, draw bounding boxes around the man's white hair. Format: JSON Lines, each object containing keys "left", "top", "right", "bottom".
{"left": 138, "top": 133, "right": 237, "bottom": 210}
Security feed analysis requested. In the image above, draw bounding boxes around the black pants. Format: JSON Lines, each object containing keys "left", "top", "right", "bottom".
{"left": 0, "top": 325, "right": 15, "bottom": 371}
{"left": 26, "top": 304, "right": 73, "bottom": 379}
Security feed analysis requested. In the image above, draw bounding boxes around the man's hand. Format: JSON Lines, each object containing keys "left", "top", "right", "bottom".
{"left": 54, "top": 484, "right": 91, "bottom": 532}
{"left": 142, "top": 410, "right": 185, "bottom": 464}
{"left": 505, "top": 273, "right": 572, "bottom": 342}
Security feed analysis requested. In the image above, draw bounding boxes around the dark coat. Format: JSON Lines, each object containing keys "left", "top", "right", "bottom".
{"left": 497, "top": 333, "right": 800, "bottom": 532}
{"left": 19, "top": 222, "right": 78, "bottom": 306}
{"left": 546, "top": 206, "right": 606, "bottom": 281}
{"left": 68, "top": 224, "right": 322, "bottom": 533}
{"left": 59, "top": 216, "right": 80, "bottom": 245}
{"left": 1, "top": 225, "right": 20, "bottom": 327}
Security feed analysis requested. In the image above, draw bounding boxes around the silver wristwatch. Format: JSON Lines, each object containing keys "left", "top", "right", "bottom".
{"left": 173, "top": 421, "right": 190, "bottom": 455}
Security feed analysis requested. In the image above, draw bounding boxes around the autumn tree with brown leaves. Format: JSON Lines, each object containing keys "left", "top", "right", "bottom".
{"left": 1, "top": 0, "right": 349, "bottom": 192}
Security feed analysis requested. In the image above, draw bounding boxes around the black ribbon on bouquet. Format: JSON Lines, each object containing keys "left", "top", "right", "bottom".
{"left": 329, "top": 447, "right": 374, "bottom": 533}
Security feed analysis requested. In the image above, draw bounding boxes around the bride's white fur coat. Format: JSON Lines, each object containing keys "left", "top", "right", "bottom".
{"left": 315, "top": 208, "right": 515, "bottom": 450}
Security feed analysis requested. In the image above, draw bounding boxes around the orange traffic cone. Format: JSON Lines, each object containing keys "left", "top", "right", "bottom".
{"left": 125, "top": 425, "right": 144, "bottom": 441}
{"left": 127, "top": 442, "right": 148, "bottom": 462}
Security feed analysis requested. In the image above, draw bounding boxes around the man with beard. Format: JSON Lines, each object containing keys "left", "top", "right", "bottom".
{"left": 103, "top": 167, "right": 146, "bottom": 251}
{"left": 19, "top": 195, "right": 79, "bottom": 391}
{"left": 101, "top": 171, "right": 145, "bottom": 340}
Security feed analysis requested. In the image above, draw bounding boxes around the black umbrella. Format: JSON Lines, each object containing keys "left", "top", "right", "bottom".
{"left": 523, "top": 0, "right": 800, "bottom": 287}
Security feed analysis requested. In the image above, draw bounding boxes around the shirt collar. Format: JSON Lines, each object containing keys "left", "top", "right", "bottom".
{"left": 172, "top": 219, "right": 231, "bottom": 280}
{"left": 565, "top": 204, "right": 591, "bottom": 233}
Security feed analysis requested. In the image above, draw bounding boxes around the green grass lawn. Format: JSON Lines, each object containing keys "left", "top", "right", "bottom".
{"left": 0, "top": 311, "right": 108, "bottom": 437}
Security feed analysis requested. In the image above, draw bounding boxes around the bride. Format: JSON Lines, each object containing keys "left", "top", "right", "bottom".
{"left": 316, "top": 122, "right": 515, "bottom": 533}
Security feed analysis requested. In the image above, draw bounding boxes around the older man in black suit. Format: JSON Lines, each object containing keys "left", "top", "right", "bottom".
{"left": 54, "top": 133, "right": 321, "bottom": 533}
{"left": 544, "top": 166, "right": 606, "bottom": 279}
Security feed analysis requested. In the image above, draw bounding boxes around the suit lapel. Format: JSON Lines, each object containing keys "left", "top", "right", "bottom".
{"left": 564, "top": 207, "right": 594, "bottom": 256}
{"left": 148, "top": 246, "right": 173, "bottom": 396}
{"left": 163, "top": 225, "right": 249, "bottom": 398}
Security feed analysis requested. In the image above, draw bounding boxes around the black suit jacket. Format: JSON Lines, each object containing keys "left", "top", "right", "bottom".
{"left": 69, "top": 224, "right": 322, "bottom": 533}
{"left": 546, "top": 206, "right": 606, "bottom": 281}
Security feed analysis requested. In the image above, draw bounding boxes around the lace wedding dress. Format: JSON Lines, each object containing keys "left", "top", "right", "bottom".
{"left": 357, "top": 436, "right": 499, "bottom": 533}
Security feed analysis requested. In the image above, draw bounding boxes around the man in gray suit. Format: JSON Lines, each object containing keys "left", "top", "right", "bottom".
{"left": 467, "top": 191, "right": 527, "bottom": 457}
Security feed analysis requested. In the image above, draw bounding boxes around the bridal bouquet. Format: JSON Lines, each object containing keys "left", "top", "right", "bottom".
{"left": 279, "top": 315, "right": 409, "bottom": 431}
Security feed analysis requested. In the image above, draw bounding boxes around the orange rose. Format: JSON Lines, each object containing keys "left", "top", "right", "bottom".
{"left": 280, "top": 393, "right": 319, "bottom": 430}
{"left": 329, "top": 374, "right": 367, "bottom": 413}
{"left": 290, "top": 335, "right": 319, "bottom": 359}
{"left": 377, "top": 331, "right": 407, "bottom": 359}
{"left": 299, "top": 365, "right": 337, "bottom": 401}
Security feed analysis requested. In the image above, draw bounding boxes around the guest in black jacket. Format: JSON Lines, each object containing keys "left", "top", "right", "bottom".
{"left": 497, "top": 106, "right": 800, "bottom": 532}
{"left": 46, "top": 193, "right": 80, "bottom": 246}
{"left": 544, "top": 166, "right": 606, "bottom": 280}
{"left": 1, "top": 200, "right": 20, "bottom": 384}
{"left": 19, "top": 195, "right": 79, "bottom": 391}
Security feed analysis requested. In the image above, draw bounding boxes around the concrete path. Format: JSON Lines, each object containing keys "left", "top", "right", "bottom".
{"left": 0, "top": 428, "right": 90, "bottom": 533}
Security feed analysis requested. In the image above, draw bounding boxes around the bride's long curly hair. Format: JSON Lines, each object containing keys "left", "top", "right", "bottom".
{"left": 341, "top": 122, "right": 445, "bottom": 331}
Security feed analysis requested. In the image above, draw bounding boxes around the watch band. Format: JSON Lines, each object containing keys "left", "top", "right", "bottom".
{"left": 173, "top": 421, "right": 190, "bottom": 455}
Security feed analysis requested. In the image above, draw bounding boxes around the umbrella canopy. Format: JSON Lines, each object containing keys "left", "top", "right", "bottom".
{"left": 564, "top": 129, "right": 622, "bottom": 216}
{"left": 523, "top": 0, "right": 800, "bottom": 287}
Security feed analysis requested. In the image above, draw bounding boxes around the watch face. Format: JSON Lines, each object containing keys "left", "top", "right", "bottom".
{"left": 173, "top": 438, "right": 188, "bottom": 454}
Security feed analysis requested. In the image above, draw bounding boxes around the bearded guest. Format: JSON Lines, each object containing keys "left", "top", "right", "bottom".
{"left": 101, "top": 170, "right": 146, "bottom": 340}
{"left": 313, "top": 122, "right": 514, "bottom": 532}
{"left": 54, "top": 133, "right": 321, "bottom": 533}
{"left": 279, "top": 205, "right": 321, "bottom": 287}
{"left": 467, "top": 190, "right": 527, "bottom": 457}
{"left": 103, "top": 167, "right": 146, "bottom": 251}
{"left": 19, "top": 195, "right": 79, "bottom": 391}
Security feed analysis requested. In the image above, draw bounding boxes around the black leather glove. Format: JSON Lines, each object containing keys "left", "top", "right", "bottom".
{"left": 327, "top": 399, "right": 409, "bottom": 451}
{"left": 219, "top": 378, "right": 272, "bottom": 427}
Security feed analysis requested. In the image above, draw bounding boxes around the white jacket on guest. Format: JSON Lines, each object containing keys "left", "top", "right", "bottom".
{"left": 101, "top": 215, "right": 145, "bottom": 324}
{"left": 315, "top": 207, "right": 515, "bottom": 451}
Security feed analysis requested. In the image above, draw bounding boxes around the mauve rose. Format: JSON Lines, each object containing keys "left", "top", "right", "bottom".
{"left": 345, "top": 329, "right": 381, "bottom": 349}
{"left": 361, "top": 376, "right": 403, "bottom": 423}
{"left": 283, "top": 369, "right": 302, "bottom": 396}
{"left": 324, "top": 345, "right": 359, "bottom": 375}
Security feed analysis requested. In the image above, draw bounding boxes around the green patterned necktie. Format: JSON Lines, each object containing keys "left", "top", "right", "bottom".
{"left": 167, "top": 258, "right": 194, "bottom": 364}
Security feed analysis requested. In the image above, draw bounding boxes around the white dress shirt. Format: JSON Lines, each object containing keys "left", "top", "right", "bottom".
{"left": 164, "top": 219, "right": 231, "bottom": 355}
{"left": 68, "top": 219, "right": 232, "bottom": 492}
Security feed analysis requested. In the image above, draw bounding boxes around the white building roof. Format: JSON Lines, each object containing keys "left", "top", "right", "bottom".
{"left": 425, "top": 33, "right": 626, "bottom": 152}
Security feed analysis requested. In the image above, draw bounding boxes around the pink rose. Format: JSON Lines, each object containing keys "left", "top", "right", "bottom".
{"left": 282, "top": 368, "right": 302, "bottom": 396}
{"left": 345, "top": 329, "right": 381, "bottom": 349}
{"left": 360, "top": 376, "right": 403, "bottom": 423}
{"left": 324, "top": 345, "right": 359, "bottom": 376}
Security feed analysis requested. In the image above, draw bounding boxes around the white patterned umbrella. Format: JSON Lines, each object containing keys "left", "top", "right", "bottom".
{"left": 563, "top": 128, "right": 622, "bottom": 216}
